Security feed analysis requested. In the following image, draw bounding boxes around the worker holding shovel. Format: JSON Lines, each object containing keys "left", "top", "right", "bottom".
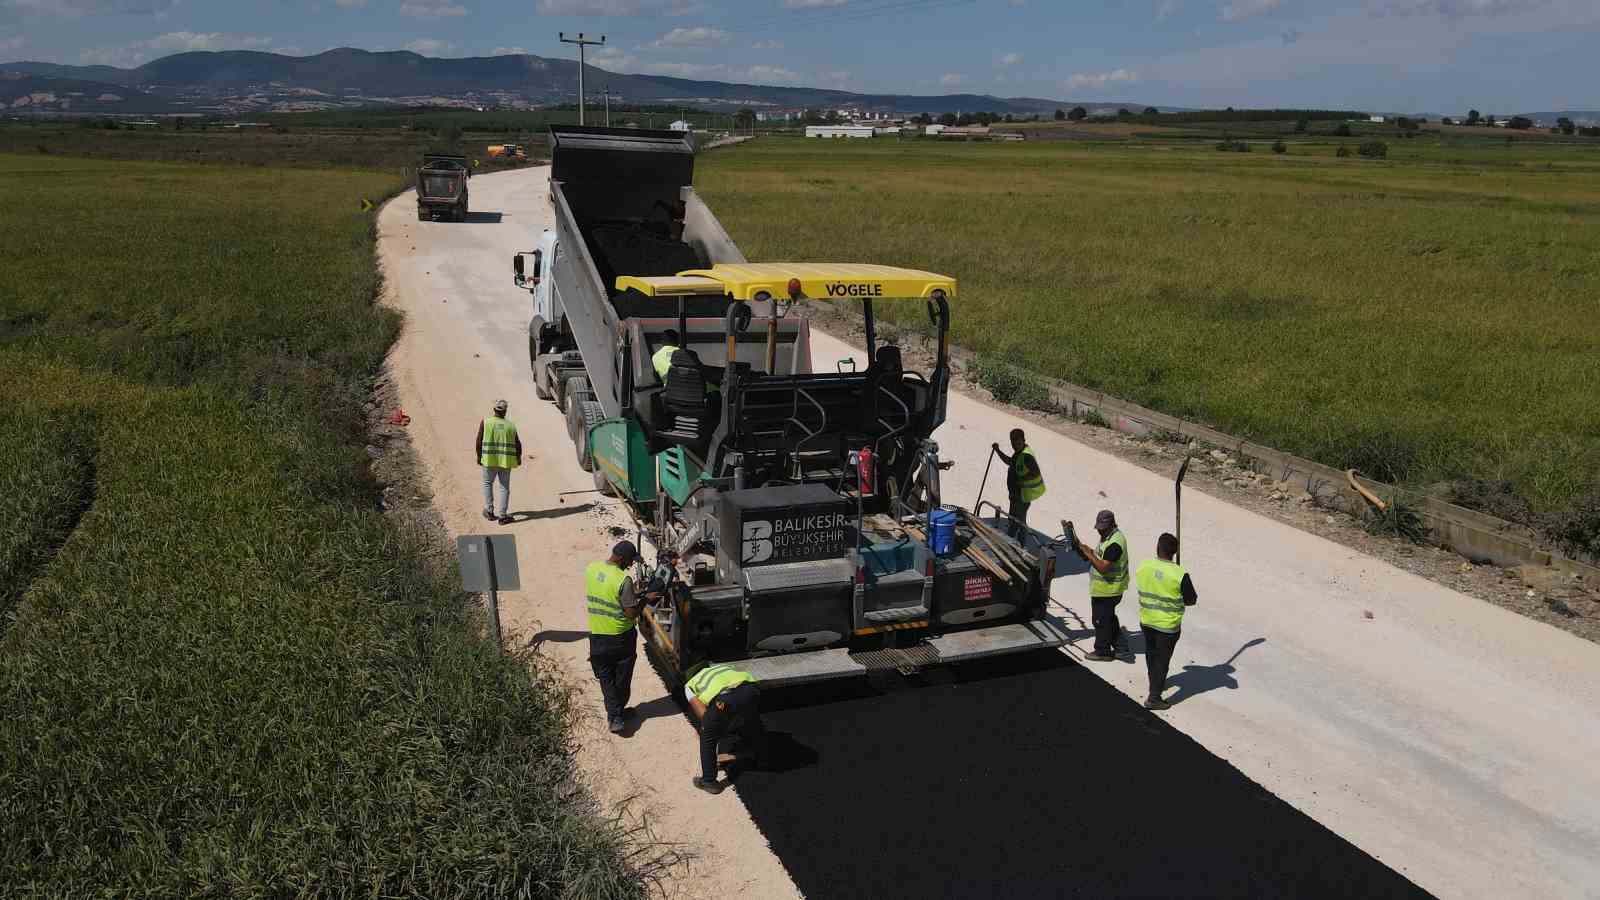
{"left": 992, "top": 428, "right": 1045, "bottom": 537}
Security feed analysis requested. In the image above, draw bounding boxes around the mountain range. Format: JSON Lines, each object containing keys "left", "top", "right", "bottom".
{"left": 0, "top": 47, "right": 1137, "bottom": 118}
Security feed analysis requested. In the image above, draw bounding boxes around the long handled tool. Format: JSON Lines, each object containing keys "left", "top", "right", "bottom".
{"left": 558, "top": 488, "right": 603, "bottom": 504}
{"left": 975, "top": 445, "right": 997, "bottom": 510}
{"left": 1174, "top": 446, "right": 1193, "bottom": 564}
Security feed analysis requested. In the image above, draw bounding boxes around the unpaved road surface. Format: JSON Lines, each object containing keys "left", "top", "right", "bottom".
{"left": 379, "top": 167, "right": 1600, "bottom": 899}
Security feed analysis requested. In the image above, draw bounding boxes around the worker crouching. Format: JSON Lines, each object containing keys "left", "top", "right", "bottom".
{"left": 685, "top": 663, "right": 767, "bottom": 795}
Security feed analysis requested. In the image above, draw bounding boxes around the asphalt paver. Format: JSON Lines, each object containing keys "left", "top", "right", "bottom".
{"left": 734, "top": 651, "right": 1431, "bottom": 899}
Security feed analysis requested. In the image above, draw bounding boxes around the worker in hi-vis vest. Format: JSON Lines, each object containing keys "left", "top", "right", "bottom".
{"left": 685, "top": 661, "right": 767, "bottom": 795}
{"left": 993, "top": 427, "right": 1045, "bottom": 536}
{"left": 1069, "top": 509, "right": 1131, "bottom": 662}
{"left": 587, "top": 541, "right": 646, "bottom": 734}
{"left": 475, "top": 399, "right": 522, "bottom": 525}
{"left": 1134, "top": 533, "right": 1199, "bottom": 710}
{"left": 652, "top": 328, "right": 681, "bottom": 381}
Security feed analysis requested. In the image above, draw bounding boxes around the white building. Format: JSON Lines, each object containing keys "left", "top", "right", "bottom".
{"left": 668, "top": 119, "right": 691, "bottom": 132}
{"left": 1369, "top": 115, "right": 1386, "bottom": 123}
{"left": 923, "top": 123, "right": 947, "bottom": 135}
{"left": 805, "top": 125, "right": 875, "bottom": 139}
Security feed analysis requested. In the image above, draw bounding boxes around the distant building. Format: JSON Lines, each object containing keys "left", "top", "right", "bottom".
{"left": 806, "top": 125, "right": 875, "bottom": 139}
{"left": 923, "top": 123, "right": 947, "bottom": 135}
{"left": 1370, "top": 115, "right": 1386, "bottom": 123}
{"left": 668, "top": 119, "right": 691, "bottom": 132}
{"left": 937, "top": 126, "right": 991, "bottom": 139}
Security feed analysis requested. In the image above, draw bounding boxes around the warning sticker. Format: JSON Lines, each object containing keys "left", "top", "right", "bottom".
{"left": 963, "top": 576, "right": 993, "bottom": 602}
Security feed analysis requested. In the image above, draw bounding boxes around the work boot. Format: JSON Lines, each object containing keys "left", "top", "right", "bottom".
{"left": 1084, "top": 651, "right": 1116, "bottom": 662}
{"left": 481, "top": 509, "right": 495, "bottom": 521}
{"left": 608, "top": 717, "right": 626, "bottom": 734}
{"left": 497, "top": 515, "right": 514, "bottom": 525}
{"left": 1144, "top": 695, "right": 1171, "bottom": 711}
{"left": 692, "top": 775, "right": 726, "bottom": 795}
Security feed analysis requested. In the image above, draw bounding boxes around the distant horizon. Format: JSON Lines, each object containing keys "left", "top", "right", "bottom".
{"left": 0, "top": 1, "right": 1593, "bottom": 113}
{"left": 5, "top": 46, "right": 1593, "bottom": 120}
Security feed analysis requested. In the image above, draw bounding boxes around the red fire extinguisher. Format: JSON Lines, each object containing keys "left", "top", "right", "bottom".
{"left": 857, "top": 445, "right": 875, "bottom": 496}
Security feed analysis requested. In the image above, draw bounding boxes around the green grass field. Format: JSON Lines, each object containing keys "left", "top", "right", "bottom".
{"left": 0, "top": 155, "right": 646, "bottom": 896}
{"left": 697, "top": 137, "right": 1600, "bottom": 554}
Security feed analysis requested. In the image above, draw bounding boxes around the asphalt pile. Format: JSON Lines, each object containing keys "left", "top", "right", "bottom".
{"left": 735, "top": 652, "right": 1431, "bottom": 899}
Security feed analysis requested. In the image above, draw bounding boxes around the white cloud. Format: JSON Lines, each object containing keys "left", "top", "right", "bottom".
{"left": 939, "top": 72, "right": 967, "bottom": 86}
{"left": 0, "top": 33, "right": 22, "bottom": 52}
{"left": 536, "top": 0, "right": 706, "bottom": 13}
{"left": 815, "top": 68, "right": 850, "bottom": 85}
{"left": 647, "top": 25, "right": 729, "bottom": 48}
{"left": 1219, "top": 0, "right": 1280, "bottom": 22}
{"left": 492, "top": 45, "right": 529, "bottom": 55}
{"left": 784, "top": 0, "right": 850, "bottom": 6}
{"left": 334, "top": 0, "right": 368, "bottom": 7}
{"left": 751, "top": 39, "right": 783, "bottom": 49}
{"left": 743, "top": 63, "right": 799, "bottom": 82}
{"left": 1066, "top": 68, "right": 1140, "bottom": 91}
{"left": 404, "top": 37, "right": 455, "bottom": 54}
{"left": 997, "top": 51, "right": 1023, "bottom": 66}
{"left": 79, "top": 31, "right": 272, "bottom": 65}
{"left": 400, "top": 1, "right": 468, "bottom": 17}
{"left": 1156, "top": 0, "right": 1181, "bottom": 21}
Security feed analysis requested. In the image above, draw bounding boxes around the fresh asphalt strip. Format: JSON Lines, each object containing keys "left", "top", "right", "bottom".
{"left": 728, "top": 651, "right": 1432, "bottom": 899}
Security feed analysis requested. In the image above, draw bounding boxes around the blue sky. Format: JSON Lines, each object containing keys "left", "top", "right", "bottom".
{"left": 1, "top": 0, "right": 1595, "bottom": 112}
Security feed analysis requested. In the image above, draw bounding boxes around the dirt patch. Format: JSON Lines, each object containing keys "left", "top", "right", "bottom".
{"left": 800, "top": 302, "right": 1600, "bottom": 645}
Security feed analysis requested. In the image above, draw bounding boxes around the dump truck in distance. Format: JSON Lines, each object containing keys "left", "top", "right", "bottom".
{"left": 513, "top": 126, "right": 1069, "bottom": 688}
{"left": 416, "top": 154, "right": 470, "bottom": 221}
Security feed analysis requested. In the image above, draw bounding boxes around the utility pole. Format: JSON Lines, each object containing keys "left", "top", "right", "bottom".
{"left": 558, "top": 32, "right": 605, "bottom": 125}
{"left": 603, "top": 84, "right": 611, "bottom": 127}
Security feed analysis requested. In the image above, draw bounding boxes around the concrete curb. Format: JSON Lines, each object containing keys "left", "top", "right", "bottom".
{"left": 1028, "top": 377, "right": 1599, "bottom": 580}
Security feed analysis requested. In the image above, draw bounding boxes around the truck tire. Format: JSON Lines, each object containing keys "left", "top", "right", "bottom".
{"left": 558, "top": 375, "right": 590, "bottom": 414}
{"left": 532, "top": 343, "right": 554, "bottom": 400}
{"left": 575, "top": 400, "right": 605, "bottom": 473}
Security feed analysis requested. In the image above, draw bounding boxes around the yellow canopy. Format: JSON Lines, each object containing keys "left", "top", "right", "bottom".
{"left": 616, "top": 263, "right": 957, "bottom": 301}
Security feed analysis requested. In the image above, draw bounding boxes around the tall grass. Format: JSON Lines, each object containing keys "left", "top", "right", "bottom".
{"left": 0, "top": 155, "right": 646, "bottom": 896}
{"left": 697, "top": 138, "right": 1600, "bottom": 551}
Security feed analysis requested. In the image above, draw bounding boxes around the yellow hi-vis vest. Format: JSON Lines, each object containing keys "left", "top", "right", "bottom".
{"left": 1090, "top": 529, "right": 1130, "bottom": 598}
{"left": 1136, "top": 558, "right": 1188, "bottom": 634}
{"left": 1015, "top": 446, "right": 1045, "bottom": 503}
{"left": 652, "top": 344, "right": 679, "bottom": 380}
{"left": 479, "top": 416, "right": 520, "bottom": 469}
{"left": 585, "top": 561, "right": 634, "bottom": 636}
{"left": 686, "top": 663, "right": 756, "bottom": 704}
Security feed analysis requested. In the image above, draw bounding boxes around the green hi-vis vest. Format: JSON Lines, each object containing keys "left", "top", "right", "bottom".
{"left": 1136, "top": 558, "right": 1188, "bottom": 634}
{"left": 1090, "top": 529, "right": 1130, "bottom": 598}
{"left": 585, "top": 561, "right": 634, "bottom": 636}
{"left": 1015, "top": 446, "right": 1046, "bottom": 503}
{"left": 479, "top": 416, "right": 520, "bottom": 469}
{"left": 652, "top": 345, "right": 679, "bottom": 380}
{"left": 686, "top": 663, "right": 757, "bottom": 705}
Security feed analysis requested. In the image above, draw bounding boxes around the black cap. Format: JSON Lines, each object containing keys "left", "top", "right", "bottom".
{"left": 1095, "top": 510, "right": 1117, "bottom": 530}
{"left": 612, "top": 540, "right": 639, "bottom": 563}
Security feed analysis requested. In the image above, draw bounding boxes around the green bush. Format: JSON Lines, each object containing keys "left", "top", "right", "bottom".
{"left": 1359, "top": 140, "right": 1389, "bottom": 159}
{"left": 1272, "top": 140, "right": 1288, "bottom": 154}
{"left": 969, "top": 354, "right": 1055, "bottom": 412}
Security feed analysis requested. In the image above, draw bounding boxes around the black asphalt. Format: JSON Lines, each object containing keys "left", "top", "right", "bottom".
{"left": 730, "top": 651, "right": 1431, "bottom": 900}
